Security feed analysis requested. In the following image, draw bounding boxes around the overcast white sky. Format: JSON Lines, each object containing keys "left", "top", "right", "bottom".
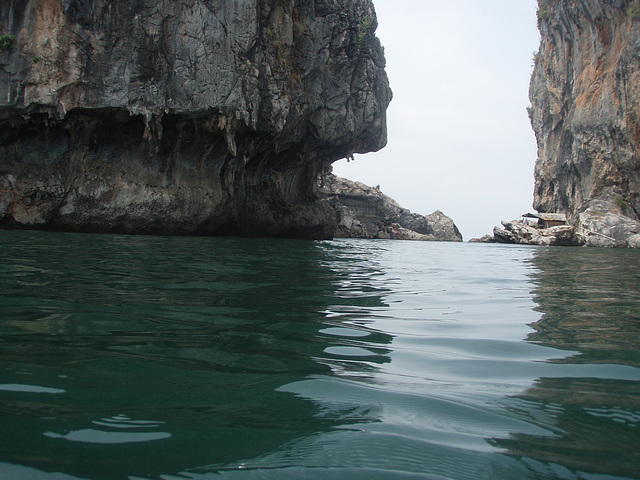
{"left": 332, "top": 0, "right": 541, "bottom": 241}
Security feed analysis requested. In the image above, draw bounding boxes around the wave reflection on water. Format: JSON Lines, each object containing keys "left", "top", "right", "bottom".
{"left": 0, "top": 232, "right": 639, "bottom": 479}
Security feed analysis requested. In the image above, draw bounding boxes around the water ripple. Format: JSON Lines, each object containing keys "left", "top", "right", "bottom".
{"left": 0, "top": 233, "right": 639, "bottom": 479}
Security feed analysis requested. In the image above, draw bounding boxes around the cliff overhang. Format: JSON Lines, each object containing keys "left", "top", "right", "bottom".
{"left": 0, "top": 0, "right": 392, "bottom": 238}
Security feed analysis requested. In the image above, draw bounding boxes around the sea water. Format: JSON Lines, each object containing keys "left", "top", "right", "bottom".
{"left": 0, "top": 231, "right": 638, "bottom": 480}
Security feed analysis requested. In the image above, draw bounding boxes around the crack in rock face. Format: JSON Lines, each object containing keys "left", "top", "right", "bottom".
{"left": 0, "top": 0, "right": 391, "bottom": 238}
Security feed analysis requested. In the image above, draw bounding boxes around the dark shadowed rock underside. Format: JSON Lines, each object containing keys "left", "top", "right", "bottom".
{"left": 0, "top": 0, "right": 391, "bottom": 238}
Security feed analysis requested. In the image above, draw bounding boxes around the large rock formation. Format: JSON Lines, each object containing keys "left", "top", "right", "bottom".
{"left": 0, "top": 0, "right": 391, "bottom": 238}
{"left": 530, "top": 0, "right": 640, "bottom": 247}
{"left": 320, "top": 173, "right": 462, "bottom": 241}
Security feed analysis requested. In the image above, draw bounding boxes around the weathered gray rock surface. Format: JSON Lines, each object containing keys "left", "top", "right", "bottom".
{"left": 473, "top": 210, "right": 640, "bottom": 247}
{"left": 320, "top": 174, "right": 462, "bottom": 241}
{"left": 576, "top": 198, "right": 640, "bottom": 247}
{"left": 529, "top": 0, "right": 640, "bottom": 247}
{"left": 490, "top": 220, "right": 581, "bottom": 247}
{"left": 0, "top": 0, "right": 391, "bottom": 237}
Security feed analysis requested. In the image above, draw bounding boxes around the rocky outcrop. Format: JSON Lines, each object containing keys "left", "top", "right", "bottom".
{"left": 473, "top": 212, "right": 640, "bottom": 247}
{"left": 320, "top": 173, "right": 462, "bottom": 241}
{"left": 577, "top": 197, "right": 640, "bottom": 246}
{"left": 0, "top": 0, "right": 391, "bottom": 237}
{"left": 530, "top": 0, "right": 640, "bottom": 247}
{"left": 483, "top": 219, "right": 581, "bottom": 246}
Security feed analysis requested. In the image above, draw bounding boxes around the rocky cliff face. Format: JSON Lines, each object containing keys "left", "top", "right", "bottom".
{"left": 320, "top": 174, "right": 463, "bottom": 241}
{"left": 0, "top": 0, "right": 391, "bottom": 237}
{"left": 530, "top": 0, "right": 640, "bottom": 247}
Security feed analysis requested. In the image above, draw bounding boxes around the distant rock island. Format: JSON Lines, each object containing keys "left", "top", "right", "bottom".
{"left": 479, "top": 1, "right": 640, "bottom": 248}
{"left": 320, "top": 173, "right": 462, "bottom": 242}
{"left": 0, "top": 0, "right": 391, "bottom": 238}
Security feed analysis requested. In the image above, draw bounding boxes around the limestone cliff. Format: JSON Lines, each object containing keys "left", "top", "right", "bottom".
{"left": 320, "top": 174, "right": 462, "bottom": 241}
{"left": 530, "top": 0, "right": 640, "bottom": 247}
{"left": 0, "top": 0, "right": 391, "bottom": 237}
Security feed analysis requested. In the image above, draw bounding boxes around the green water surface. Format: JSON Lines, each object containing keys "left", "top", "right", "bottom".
{"left": 0, "top": 231, "right": 639, "bottom": 479}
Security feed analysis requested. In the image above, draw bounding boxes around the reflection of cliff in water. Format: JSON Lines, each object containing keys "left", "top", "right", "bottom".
{"left": 490, "top": 247, "right": 640, "bottom": 478}
{"left": 525, "top": 247, "right": 640, "bottom": 366}
{"left": 0, "top": 234, "right": 394, "bottom": 480}
{"left": 493, "top": 376, "right": 640, "bottom": 478}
